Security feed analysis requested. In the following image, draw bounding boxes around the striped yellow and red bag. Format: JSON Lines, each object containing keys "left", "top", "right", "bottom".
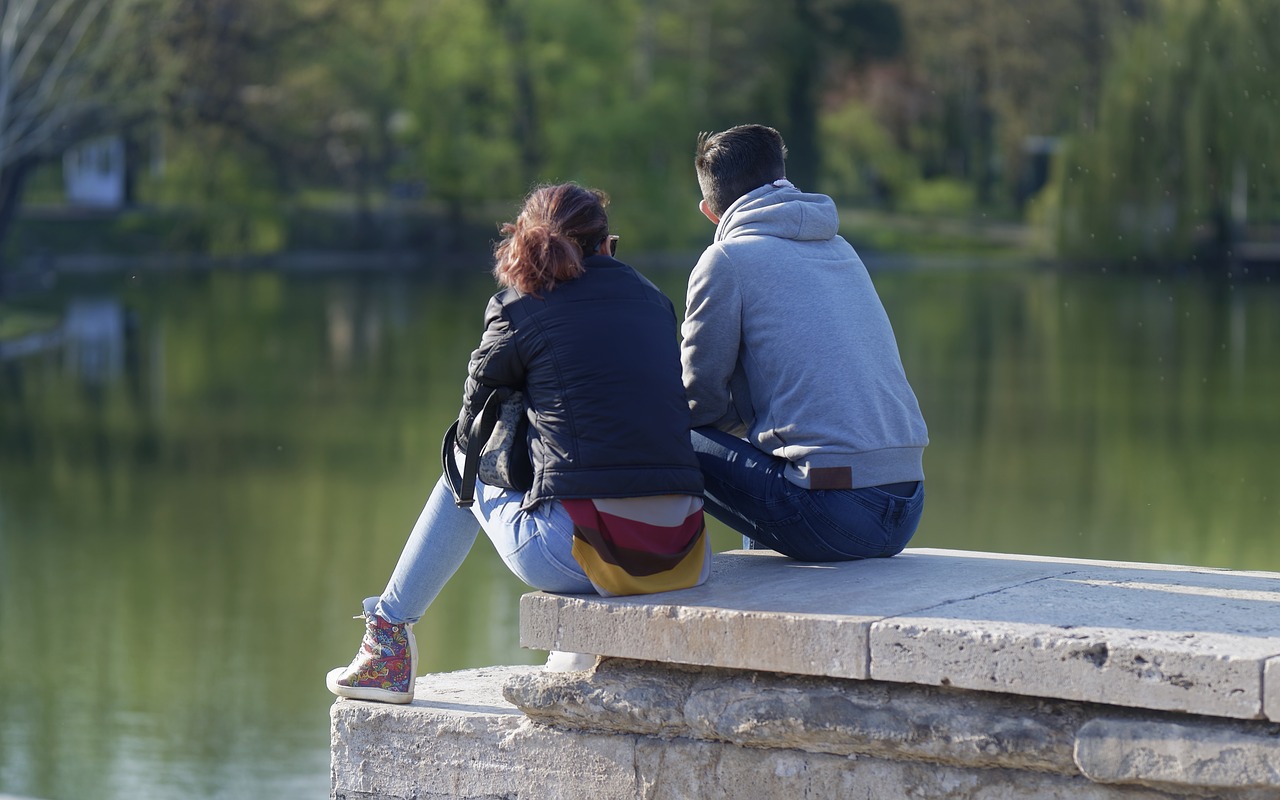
{"left": 562, "top": 495, "right": 710, "bottom": 597}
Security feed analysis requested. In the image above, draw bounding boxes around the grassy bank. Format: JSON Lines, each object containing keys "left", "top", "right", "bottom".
{"left": 840, "top": 208, "right": 1037, "bottom": 259}
{"left": 0, "top": 305, "right": 59, "bottom": 339}
{"left": 5, "top": 202, "right": 1041, "bottom": 271}
{"left": 3, "top": 203, "right": 499, "bottom": 266}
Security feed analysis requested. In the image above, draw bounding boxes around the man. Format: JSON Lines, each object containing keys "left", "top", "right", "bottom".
{"left": 681, "top": 124, "right": 928, "bottom": 562}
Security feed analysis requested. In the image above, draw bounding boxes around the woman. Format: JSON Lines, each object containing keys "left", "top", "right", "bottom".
{"left": 327, "top": 184, "right": 708, "bottom": 704}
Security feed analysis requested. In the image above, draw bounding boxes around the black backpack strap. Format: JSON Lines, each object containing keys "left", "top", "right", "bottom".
{"left": 441, "top": 388, "right": 507, "bottom": 507}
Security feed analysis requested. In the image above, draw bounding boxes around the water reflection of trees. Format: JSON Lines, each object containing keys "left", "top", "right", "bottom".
{"left": 888, "top": 267, "right": 1279, "bottom": 570}
{"left": 0, "top": 267, "right": 1277, "bottom": 800}
{"left": 0, "top": 270, "right": 505, "bottom": 799}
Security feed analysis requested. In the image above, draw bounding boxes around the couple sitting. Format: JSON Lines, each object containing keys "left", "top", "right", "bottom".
{"left": 327, "top": 124, "right": 929, "bottom": 704}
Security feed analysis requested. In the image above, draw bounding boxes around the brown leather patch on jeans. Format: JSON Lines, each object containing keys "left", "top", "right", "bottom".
{"left": 809, "top": 467, "right": 853, "bottom": 490}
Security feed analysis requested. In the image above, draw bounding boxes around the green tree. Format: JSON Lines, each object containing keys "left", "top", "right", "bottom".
{"left": 399, "top": 0, "right": 522, "bottom": 239}
{"left": 148, "top": 0, "right": 347, "bottom": 254}
{"left": 669, "top": 0, "right": 903, "bottom": 192}
{"left": 310, "top": 0, "right": 425, "bottom": 247}
{"left": 894, "top": 0, "right": 1148, "bottom": 208}
{"left": 0, "top": 0, "right": 159, "bottom": 255}
{"left": 782, "top": 0, "right": 903, "bottom": 191}
{"left": 394, "top": 0, "right": 714, "bottom": 250}
{"left": 1055, "top": 0, "right": 1279, "bottom": 261}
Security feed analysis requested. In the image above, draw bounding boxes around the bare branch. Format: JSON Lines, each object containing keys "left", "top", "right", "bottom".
{"left": 22, "top": 0, "right": 110, "bottom": 115}
{"left": 12, "top": 0, "right": 83, "bottom": 89}
{"left": 0, "top": 0, "right": 133, "bottom": 170}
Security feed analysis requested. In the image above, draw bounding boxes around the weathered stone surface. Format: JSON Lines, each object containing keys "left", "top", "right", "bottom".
{"left": 522, "top": 549, "right": 1280, "bottom": 719}
{"left": 1074, "top": 718, "right": 1280, "bottom": 797}
{"left": 870, "top": 565, "right": 1280, "bottom": 719}
{"left": 521, "top": 548, "right": 1081, "bottom": 680}
{"left": 628, "top": 735, "right": 1172, "bottom": 800}
{"left": 504, "top": 658, "right": 1089, "bottom": 773}
{"left": 331, "top": 666, "right": 639, "bottom": 800}
{"left": 333, "top": 666, "right": 1178, "bottom": 799}
{"left": 503, "top": 658, "right": 701, "bottom": 739}
{"left": 335, "top": 549, "right": 1280, "bottom": 798}
{"left": 1266, "top": 657, "right": 1280, "bottom": 722}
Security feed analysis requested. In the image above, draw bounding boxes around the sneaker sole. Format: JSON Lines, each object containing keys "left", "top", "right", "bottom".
{"left": 326, "top": 666, "right": 414, "bottom": 704}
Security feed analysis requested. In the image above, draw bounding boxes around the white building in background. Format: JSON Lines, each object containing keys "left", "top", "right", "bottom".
{"left": 63, "top": 135, "right": 126, "bottom": 208}
{"left": 62, "top": 298, "right": 126, "bottom": 384}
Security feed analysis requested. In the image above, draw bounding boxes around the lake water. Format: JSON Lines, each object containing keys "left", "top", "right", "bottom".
{"left": 1, "top": 261, "right": 1277, "bottom": 799}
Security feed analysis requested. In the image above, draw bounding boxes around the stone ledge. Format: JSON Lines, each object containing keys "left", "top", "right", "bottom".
{"left": 520, "top": 548, "right": 1280, "bottom": 721}
{"left": 331, "top": 664, "right": 1280, "bottom": 800}
{"left": 329, "top": 666, "right": 640, "bottom": 800}
{"left": 1267, "top": 657, "right": 1280, "bottom": 722}
{"left": 508, "top": 659, "right": 1280, "bottom": 796}
{"left": 1075, "top": 718, "right": 1280, "bottom": 794}
{"left": 503, "top": 658, "right": 1088, "bottom": 774}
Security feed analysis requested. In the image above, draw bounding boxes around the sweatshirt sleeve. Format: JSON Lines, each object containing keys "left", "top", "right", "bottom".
{"left": 681, "top": 246, "right": 745, "bottom": 432}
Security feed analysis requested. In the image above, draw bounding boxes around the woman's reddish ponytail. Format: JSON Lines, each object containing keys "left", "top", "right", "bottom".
{"left": 493, "top": 184, "right": 609, "bottom": 295}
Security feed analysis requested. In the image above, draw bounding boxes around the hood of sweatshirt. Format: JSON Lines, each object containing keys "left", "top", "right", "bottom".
{"left": 714, "top": 182, "right": 840, "bottom": 244}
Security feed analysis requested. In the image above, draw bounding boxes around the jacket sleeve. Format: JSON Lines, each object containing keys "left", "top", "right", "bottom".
{"left": 681, "top": 246, "right": 748, "bottom": 434}
{"left": 455, "top": 295, "right": 526, "bottom": 453}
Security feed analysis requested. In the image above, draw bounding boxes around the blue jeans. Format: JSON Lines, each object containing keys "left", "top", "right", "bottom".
{"left": 373, "top": 475, "right": 592, "bottom": 624}
{"left": 691, "top": 427, "right": 924, "bottom": 562}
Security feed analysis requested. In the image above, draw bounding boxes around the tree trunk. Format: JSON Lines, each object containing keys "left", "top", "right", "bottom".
{"left": 785, "top": 57, "right": 821, "bottom": 192}
{"left": 0, "top": 158, "right": 37, "bottom": 266}
{"left": 488, "top": 0, "right": 539, "bottom": 187}
{"left": 785, "top": 1, "right": 822, "bottom": 191}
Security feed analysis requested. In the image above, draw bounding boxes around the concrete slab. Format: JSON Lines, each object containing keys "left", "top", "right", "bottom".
{"left": 520, "top": 548, "right": 1280, "bottom": 719}
{"left": 1074, "top": 718, "right": 1280, "bottom": 794}
{"left": 331, "top": 666, "right": 1186, "bottom": 799}
{"left": 1268, "top": 657, "right": 1280, "bottom": 722}
{"left": 871, "top": 559, "right": 1280, "bottom": 719}
{"left": 330, "top": 666, "right": 641, "bottom": 800}
{"left": 521, "top": 548, "right": 1078, "bottom": 680}
{"left": 503, "top": 658, "right": 1090, "bottom": 774}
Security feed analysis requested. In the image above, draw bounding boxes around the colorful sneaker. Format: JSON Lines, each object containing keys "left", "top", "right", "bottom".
{"left": 326, "top": 606, "right": 418, "bottom": 704}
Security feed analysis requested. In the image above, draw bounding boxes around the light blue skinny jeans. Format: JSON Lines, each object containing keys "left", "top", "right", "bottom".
{"left": 372, "top": 475, "right": 593, "bottom": 624}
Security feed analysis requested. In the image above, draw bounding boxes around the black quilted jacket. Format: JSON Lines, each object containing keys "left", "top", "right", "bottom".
{"left": 455, "top": 255, "right": 704, "bottom": 509}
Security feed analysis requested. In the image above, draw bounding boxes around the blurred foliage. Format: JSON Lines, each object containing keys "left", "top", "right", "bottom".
{"left": 819, "top": 101, "right": 916, "bottom": 205}
{"left": 899, "top": 178, "right": 978, "bottom": 217}
{"left": 0, "top": 305, "right": 58, "bottom": 338}
{"left": 2, "top": 0, "right": 1276, "bottom": 264}
{"left": 839, "top": 208, "right": 1028, "bottom": 257}
{"left": 893, "top": 0, "right": 1140, "bottom": 203}
{"left": 152, "top": 139, "right": 287, "bottom": 255}
{"left": 0, "top": 0, "right": 167, "bottom": 242}
{"left": 1053, "top": 0, "right": 1280, "bottom": 261}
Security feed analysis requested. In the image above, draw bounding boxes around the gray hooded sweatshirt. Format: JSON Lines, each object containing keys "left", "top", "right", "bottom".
{"left": 681, "top": 181, "right": 928, "bottom": 489}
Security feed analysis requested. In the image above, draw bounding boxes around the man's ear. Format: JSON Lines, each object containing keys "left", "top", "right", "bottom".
{"left": 699, "top": 198, "right": 720, "bottom": 224}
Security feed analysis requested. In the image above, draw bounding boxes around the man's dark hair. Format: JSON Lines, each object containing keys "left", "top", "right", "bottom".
{"left": 695, "top": 124, "right": 788, "bottom": 217}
